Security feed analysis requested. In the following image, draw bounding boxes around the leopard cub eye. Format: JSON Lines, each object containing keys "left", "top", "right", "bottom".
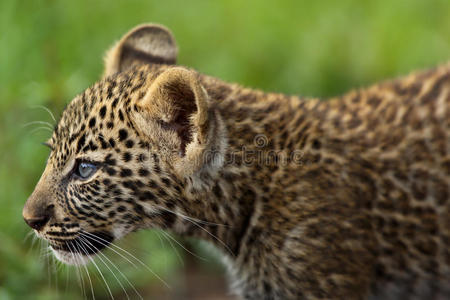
{"left": 75, "top": 161, "right": 97, "bottom": 179}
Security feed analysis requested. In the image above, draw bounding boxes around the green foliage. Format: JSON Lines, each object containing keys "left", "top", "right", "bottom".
{"left": 0, "top": 0, "right": 449, "bottom": 298}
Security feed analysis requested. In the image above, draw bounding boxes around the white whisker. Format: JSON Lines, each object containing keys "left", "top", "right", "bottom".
{"left": 80, "top": 230, "right": 170, "bottom": 289}
{"left": 155, "top": 204, "right": 229, "bottom": 227}
{"left": 80, "top": 235, "right": 144, "bottom": 300}
{"left": 22, "top": 120, "right": 54, "bottom": 130}
{"left": 67, "top": 243, "right": 87, "bottom": 299}
{"left": 76, "top": 246, "right": 96, "bottom": 300}
{"left": 154, "top": 205, "right": 234, "bottom": 256}
{"left": 78, "top": 237, "right": 131, "bottom": 300}
{"left": 160, "top": 230, "right": 207, "bottom": 262}
{"left": 29, "top": 126, "right": 53, "bottom": 135}
{"left": 155, "top": 230, "right": 182, "bottom": 267}
{"left": 29, "top": 105, "right": 57, "bottom": 123}
{"left": 74, "top": 241, "right": 115, "bottom": 300}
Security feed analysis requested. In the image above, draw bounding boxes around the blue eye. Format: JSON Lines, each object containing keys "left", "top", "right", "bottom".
{"left": 75, "top": 161, "right": 97, "bottom": 179}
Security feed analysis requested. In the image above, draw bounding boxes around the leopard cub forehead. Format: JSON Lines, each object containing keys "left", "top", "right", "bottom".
{"left": 49, "top": 66, "right": 161, "bottom": 167}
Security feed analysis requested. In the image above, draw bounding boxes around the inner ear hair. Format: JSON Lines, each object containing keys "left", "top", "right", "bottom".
{"left": 163, "top": 81, "right": 198, "bottom": 155}
{"left": 103, "top": 23, "right": 178, "bottom": 76}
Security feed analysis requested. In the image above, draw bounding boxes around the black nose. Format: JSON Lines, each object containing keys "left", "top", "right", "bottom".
{"left": 24, "top": 215, "right": 50, "bottom": 231}
{"left": 23, "top": 204, "right": 54, "bottom": 231}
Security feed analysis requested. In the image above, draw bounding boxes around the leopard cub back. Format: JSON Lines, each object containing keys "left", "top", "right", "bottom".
{"left": 23, "top": 24, "right": 449, "bottom": 299}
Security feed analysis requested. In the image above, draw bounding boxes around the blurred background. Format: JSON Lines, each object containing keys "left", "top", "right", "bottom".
{"left": 0, "top": 0, "right": 449, "bottom": 299}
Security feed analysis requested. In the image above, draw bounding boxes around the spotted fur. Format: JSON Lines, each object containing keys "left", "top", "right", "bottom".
{"left": 23, "top": 24, "right": 449, "bottom": 299}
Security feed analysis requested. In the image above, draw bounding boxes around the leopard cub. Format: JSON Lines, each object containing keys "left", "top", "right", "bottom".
{"left": 24, "top": 24, "right": 449, "bottom": 299}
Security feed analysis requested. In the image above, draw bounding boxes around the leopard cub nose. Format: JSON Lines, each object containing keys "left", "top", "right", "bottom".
{"left": 23, "top": 204, "right": 54, "bottom": 231}
{"left": 24, "top": 215, "right": 50, "bottom": 231}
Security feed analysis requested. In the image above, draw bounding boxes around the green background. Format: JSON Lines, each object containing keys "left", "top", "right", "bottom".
{"left": 0, "top": 0, "right": 449, "bottom": 299}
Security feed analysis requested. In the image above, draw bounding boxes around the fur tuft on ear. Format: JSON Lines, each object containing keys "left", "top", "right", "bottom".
{"left": 103, "top": 24, "right": 178, "bottom": 77}
{"left": 133, "top": 67, "right": 227, "bottom": 181}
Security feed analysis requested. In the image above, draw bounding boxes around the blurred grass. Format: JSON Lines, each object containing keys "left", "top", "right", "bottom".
{"left": 0, "top": 0, "right": 449, "bottom": 299}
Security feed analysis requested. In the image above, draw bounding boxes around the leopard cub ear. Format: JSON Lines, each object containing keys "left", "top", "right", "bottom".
{"left": 103, "top": 23, "right": 178, "bottom": 77}
{"left": 134, "top": 67, "right": 227, "bottom": 179}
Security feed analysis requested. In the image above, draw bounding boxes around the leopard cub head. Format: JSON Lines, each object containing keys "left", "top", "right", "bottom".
{"left": 23, "top": 24, "right": 227, "bottom": 265}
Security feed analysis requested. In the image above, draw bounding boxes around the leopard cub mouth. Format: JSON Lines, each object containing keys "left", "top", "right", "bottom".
{"left": 48, "top": 231, "right": 114, "bottom": 265}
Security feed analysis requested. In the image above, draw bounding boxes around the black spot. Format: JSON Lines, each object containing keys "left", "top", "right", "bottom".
{"left": 88, "top": 141, "right": 98, "bottom": 151}
{"left": 161, "top": 178, "right": 171, "bottom": 187}
{"left": 108, "top": 211, "right": 116, "bottom": 218}
{"left": 125, "top": 140, "right": 134, "bottom": 148}
{"left": 138, "top": 168, "right": 149, "bottom": 177}
{"left": 99, "top": 106, "right": 107, "bottom": 119}
{"left": 263, "top": 281, "right": 272, "bottom": 295}
{"left": 105, "top": 167, "right": 116, "bottom": 176}
{"left": 134, "top": 180, "right": 144, "bottom": 188}
{"left": 165, "top": 200, "right": 175, "bottom": 209}
{"left": 112, "top": 97, "right": 119, "bottom": 108}
{"left": 139, "top": 191, "right": 155, "bottom": 201}
{"left": 158, "top": 188, "right": 167, "bottom": 197}
{"left": 160, "top": 211, "right": 176, "bottom": 228}
{"left": 134, "top": 204, "right": 144, "bottom": 214}
{"left": 108, "top": 138, "right": 116, "bottom": 148}
{"left": 122, "top": 180, "right": 136, "bottom": 190}
{"left": 213, "top": 184, "right": 222, "bottom": 198}
{"left": 139, "top": 141, "right": 150, "bottom": 149}
{"left": 118, "top": 129, "right": 128, "bottom": 141}
{"left": 137, "top": 154, "right": 147, "bottom": 162}
{"left": 89, "top": 117, "right": 96, "bottom": 128}
{"left": 211, "top": 202, "right": 219, "bottom": 213}
{"left": 120, "top": 168, "right": 132, "bottom": 177}
{"left": 123, "top": 152, "right": 132, "bottom": 162}
{"left": 76, "top": 134, "right": 86, "bottom": 153}
{"left": 106, "top": 122, "right": 114, "bottom": 129}
{"left": 117, "top": 206, "right": 126, "bottom": 213}
{"left": 118, "top": 110, "right": 124, "bottom": 121}
{"left": 104, "top": 154, "right": 116, "bottom": 166}
{"left": 103, "top": 178, "right": 111, "bottom": 186}
{"left": 100, "top": 138, "right": 108, "bottom": 149}
{"left": 312, "top": 139, "right": 321, "bottom": 150}
{"left": 107, "top": 86, "right": 114, "bottom": 99}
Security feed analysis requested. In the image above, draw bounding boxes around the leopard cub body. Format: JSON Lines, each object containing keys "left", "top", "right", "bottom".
{"left": 23, "top": 24, "right": 449, "bottom": 299}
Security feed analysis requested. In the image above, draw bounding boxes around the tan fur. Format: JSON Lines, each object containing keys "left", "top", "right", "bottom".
{"left": 24, "top": 24, "right": 449, "bottom": 299}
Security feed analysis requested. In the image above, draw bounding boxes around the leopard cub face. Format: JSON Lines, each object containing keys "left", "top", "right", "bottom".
{"left": 23, "top": 24, "right": 226, "bottom": 265}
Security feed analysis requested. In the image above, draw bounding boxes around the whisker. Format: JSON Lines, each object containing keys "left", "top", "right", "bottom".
{"left": 80, "top": 230, "right": 170, "bottom": 289}
{"left": 29, "top": 105, "right": 57, "bottom": 123}
{"left": 80, "top": 235, "right": 144, "bottom": 300}
{"left": 65, "top": 260, "right": 70, "bottom": 296}
{"left": 23, "top": 230, "right": 35, "bottom": 243}
{"left": 154, "top": 230, "right": 182, "bottom": 268}
{"left": 154, "top": 204, "right": 229, "bottom": 227}
{"left": 160, "top": 230, "right": 207, "bottom": 262}
{"left": 73, "top": 241, "right": 115, "bottom": 300}
{"left": 28, "top": 126, "right": 53, "bottom": 136}
{"left": 78, "top": 237, "right": 131, "bottom": 300}
{"left": 67, "top": 242, "right": 87, "bottom": 299}
{"left": 153, "top": 205, "right": 234, "bottom": 256}
{"left": 22, "top": 120, "right": 54, "bottom": 130}
{"left": 76, "top": 245, "right": 96, "bottom": 300}
{"left": 50, "top": 251, "right": 60, "bottom": 298}
{"left": 24, "top": 231, "right": 40, "bottom": 256}
{"left": 47, "top": 245, "right": 51, "bottom": 291}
